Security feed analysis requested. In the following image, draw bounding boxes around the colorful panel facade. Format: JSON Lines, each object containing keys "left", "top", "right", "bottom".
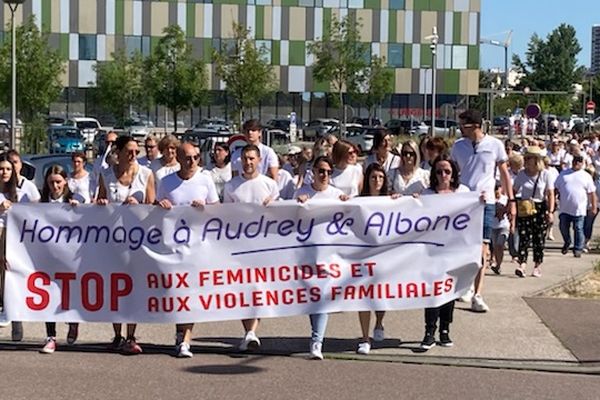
{"left": 2, "top": 0, "right": 480, "bottom": 95}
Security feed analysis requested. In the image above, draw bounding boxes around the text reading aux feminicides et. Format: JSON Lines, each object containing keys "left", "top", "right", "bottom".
{"left": 16, "top": 210, "right": 472, "bottom": 250}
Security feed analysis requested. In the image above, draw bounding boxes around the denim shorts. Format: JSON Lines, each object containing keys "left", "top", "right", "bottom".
{"left": 483, "top": 204, "right": 496, "bottom": 243}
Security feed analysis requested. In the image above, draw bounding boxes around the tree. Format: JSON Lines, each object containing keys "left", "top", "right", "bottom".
{"left": 308, "top": 15, "right": 369, "bottom": 133}
{"left": 146, "top": 25, "right": 207, "bottom": 132}
{"left": 0, "top": 16, "right": 65, "bottom": 122}
{"left": 213, "top": 22, "right": 276, "bottom": 127}
{"left": 94, "top": 50, "right": 150, "bottom": 125}
{"left": 356, "top": 55, "right": 393, "bottom": 124}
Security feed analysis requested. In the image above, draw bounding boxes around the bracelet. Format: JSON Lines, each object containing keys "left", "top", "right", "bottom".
{"left": 508, "top": 198, "right": 516, "bottom": 202}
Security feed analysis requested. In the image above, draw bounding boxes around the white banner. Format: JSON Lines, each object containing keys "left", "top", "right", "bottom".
{"left": 5, "top": 193, "right": 482, "bottom": 323}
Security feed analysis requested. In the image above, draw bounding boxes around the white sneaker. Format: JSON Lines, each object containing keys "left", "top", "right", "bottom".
{"left": 357, "top": 342, "right": 371, "bottom": 355}
{"left": 458, "top": 287, "right": 474, "bottom": 303}
{"left": 11, "top": 321, "right": 23, "bottom": 341}
{"left": 309, "top": 340, "right": 323, "bottom": 360}
{"left": 40, "top": 337, "right": 56, "bottom": 354}
{"left": 238, "top": 331, "right": 261, "bottom": 352}
{"left": 471, "top": 294, "right": 490, "bottom": 312}
{"left": 176, "top": 342, "right": 193, "bottom": 358}
{"left": 372, "top": 328, "right": 385, "bottom": 342}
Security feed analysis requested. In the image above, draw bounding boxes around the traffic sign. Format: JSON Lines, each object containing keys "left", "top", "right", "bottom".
{"left": 525, "top": 103, "right": 541, "bottom": 119}
{"left": 586, "top": 101, "right": 595, "bottom": 114}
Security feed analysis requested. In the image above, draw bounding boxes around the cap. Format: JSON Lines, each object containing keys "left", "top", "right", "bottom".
{"left": 287, "top": 145, "right": 302, "bottom": 155}
{"left": 524, "top": 146, "right": 543, "bottom": 157}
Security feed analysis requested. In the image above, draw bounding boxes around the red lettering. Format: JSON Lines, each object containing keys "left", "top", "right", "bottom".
{"left": 147, "top": 273, "right": 158, "bottom": 288}
{"left": 329, "top": 263, "right": 341, "bottom": 278}
{"left": 198, "top": 271, "right": 210, "bottom": 287}
{"left": 148, "top": 297, "right": 159, "bottom": 312}
{"left": 421, "top": 282, "right": 431, "bottom": 297}
{"left": 81, "top": 272, "right": 103, "bottom": 311}
{"left": 26, "top": 272, "right": 50, "bottom": 310}
{"left": 175, "top": 273, "right": 189, "bottom": 288}
{"left": 177, "top": 296, "right": 190, "bottom": 311}
{"left": 433, "top": 280, "right": 443, "bottom": 296}
{"left": 282, "top": 289, "right": 294, "bottom": 305}
{"left": 55, "top": 272, "right": 76, "bottom": 310}
{"left": 310, "top": 287, "right": 321, "bottom": 302}
{"left": 365, "top": 262, "right": 376, "bottom": 276}
{"left": 350, "top": 263, "right": 362, "bottom": 277}
{"left": 199, "top": 294, "right": 212, "bottom": 310}
{"left": 111, "top": 273, "right": 132, "bottom": 311}
{"left": 316, "top": 264, "right": 327, "bottom": 278}
{"left": 296, "top": 288, "right": 307, "bottom": 304}
{"left": 444, "top": 278, "right": 454, "bottom": 292}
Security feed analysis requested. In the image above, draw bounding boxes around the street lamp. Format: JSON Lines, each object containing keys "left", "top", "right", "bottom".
{"left": 425, "top": 27, "right": 439, "bottom": 136}
{"left": 3, "top": 0, "right": 25, "bottom": 150}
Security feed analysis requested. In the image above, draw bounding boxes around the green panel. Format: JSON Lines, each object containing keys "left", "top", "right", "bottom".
{"left": 59, "top": 34, "right": 69, "bottom": 59}
{"left": 442, "top": 69, "right": 460, "bottom": 94}
{"left": 468, "top": 45, "right": 479, "bottom": 70}
{"left": 255, "top": 6, "right": 264, "bottom": 40}
{"left": 323, "top": 8, "right": 332, "bottom": 40}
{"left": 281, "top": 0, "right": 298, "bottom": 6}
{"left": 213, "top": 0, "right": 246, "bottom": 4}
{"left": 289, "top": 41, "right": 305, "bottom": 66}
{"left": 41, "top": 0, "right": 51, "bottom": 33}
{"left": 203, "top": 38, "right": 213, "bottom": 63}
{"left": 313, "top": 79, "right": 329, "bottom": 92}
{"left": 271, "top": 40, "right": 280, "bottom": 65}
{"left": 186, "top": 3, "right": 195, "bottom": 37}
{"left": 404, "top": 43, "right": 412, "bottom": 67}
{"left": 364, "top": 0, "right": 381, "bottom": 9}
{"left": 453, "top": 12, "right": 462, "bottom": 44}
{"left": 420, "top": 44, "right": 432, "bottom": 67}
{"left": 115, "top": 0, "right": 125, "bottom": 36}
{"left": 150, "top": 36, "right": 161, "bottom": 53}
{"left": 430, "top": 0, "right": 445, "bottom": 11}
{"left": 388, "top": 67, "right": 396, "bottom": 90}
{"left": 388, "top": 11, "right": 397, "bottom": 43}
{"left": 413, "top": 0, "right": 429, "bottom": 11}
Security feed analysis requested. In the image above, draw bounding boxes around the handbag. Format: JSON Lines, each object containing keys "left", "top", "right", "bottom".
{"left": 516, "top": 174, "right": 541, "bottom": 218}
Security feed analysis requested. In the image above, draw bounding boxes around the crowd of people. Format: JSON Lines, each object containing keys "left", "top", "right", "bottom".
{"left": 0, "top": 109, "right": 597, "bottom": 360}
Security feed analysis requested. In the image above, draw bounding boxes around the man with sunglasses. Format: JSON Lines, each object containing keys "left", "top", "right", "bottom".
{"left": 156, "top": 142, "right": 220, "bottom": 358}
{"left": 451, "top": 109, "right": 515, "bottom": 312}
{"left": 137, "top": 136, "right": 160, "bottom": 168}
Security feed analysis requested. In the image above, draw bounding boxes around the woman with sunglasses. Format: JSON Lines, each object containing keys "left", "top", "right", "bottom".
{"left": 294, "top": 155, "right": 348, "bottom": 360}
{"left": 391, "top": 140, "right": 430, "bottom": 196}
{"left": 365, "top": 130, "right": 399, "bottom": 178}
{"left": 419, "top": 154, "right": 469, "bottom": 350}
{"left": 356, "top": 162, "right": 391, "bottom": 355}
{"left": 330, "top": 140, "right": 363, "bottom": 197}
{"left": 150, "top": 135, "right": 180, "bottom": 192}
{"left": 97, "top": 135, "right": 156, "bottom": 354}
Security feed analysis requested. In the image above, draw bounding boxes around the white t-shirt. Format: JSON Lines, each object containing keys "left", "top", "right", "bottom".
{"left": 364, "top": 152, "right": 401, "bottom": 174}
{"left": 157, "top": 169, "right": 219, "bottom": 206}
{"left": 138, "top": 155, "right": 160, "bottom": 168}
{"left": 492, "top": 195, "right": 510, "bottom": 230}
{"left": 204, "top": 163, "right": 232, "bottom": 202}
{"left": 513, "top": 169, "right": 554, "bottom": 202}
{"left": 223, "top": 174, "right": 280, "bottom": 204}
{"left": 451, "top": 135, "right": 508, "bottom": 204}
{"left": 151, "top": 159, "right": 181, "bottom": 192}
{"left": 102, "top": 165, "right": 152, "bottom": 204}
{"left": 277, "top": 169, "right": 297, "bottom": 200}
{"left": 554, "top": 168, "right": 596, "bottom": 216}
{"left": 421, "top": 184, "right": 470, "bottom": 195}
{"left": 293, "top": 184, "right": 344, "bottom": 200}
{"left": 548, "top": 150, "right": 564, "bottom": 167}
{"left": 391, "top": 167, "right": 430, "bottom": 196}
{"left": 330, "top": 164, "right": 363, "bottom": 197}
{"left": 68, "top": 173, "right": 93, "bottom": 204}
{"left": 17, "top": 177, "right": 41, "bottom": 203}
{"left": 545, "top": 166, "right": 559, "bottom": 190}
{"left": 231, "top": 143, "right": 279, "bottom": 177}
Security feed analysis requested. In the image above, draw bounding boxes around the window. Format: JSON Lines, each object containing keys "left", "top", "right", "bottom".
{"left": 125, "top": 36, "right": 142, "bottom": 57}
{"left": 256, "top": 40, "right": 272, "bottom": 64}
{"left": 79, "top": 34, "right": 97, "bottom": 60}
{"left": 388, "top": 44, "right": 403, "bottom": 67}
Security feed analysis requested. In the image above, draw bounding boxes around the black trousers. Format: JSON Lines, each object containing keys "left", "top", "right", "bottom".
{"left": 424, "top": 300, "right": 455, "bottom": 331}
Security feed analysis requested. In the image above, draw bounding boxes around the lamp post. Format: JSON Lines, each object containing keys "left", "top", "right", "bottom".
{"left": 3, "top": 0, "right": 25, "bottom": 150}
{"left": 425, "top": 27, "right": 439, "bottom": 136}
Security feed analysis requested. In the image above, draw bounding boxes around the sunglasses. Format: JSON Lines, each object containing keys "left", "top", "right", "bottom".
{"left": 401, "top": 152, "right": 416, "bottom": 157}
{"left": 347, "top": 150, "right": 357, "bottom": 155}
{"left": 145, "top": 145, "right": 156, "bottom": 149}
{"left": 183, "top": 155, "right": 200, "bottom": 162}
{"left": 317, "top": 168, "right": 333, "bottom": 176}
{"left": 127, "top": 149, "right": 140, "bottom": 156}
{"left": 435, "top": 169, "right": 452, "bottom": 176}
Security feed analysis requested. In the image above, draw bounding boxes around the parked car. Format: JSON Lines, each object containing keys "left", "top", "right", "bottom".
{"left": 181, "top": 128, "right": 231, "bottom": 147}
{"left": 384, "top": 118, "right": 422, "bottom": 135}
{"left": 195, "top": 118, "right": 232, "bottom": 133}
{"left": 64, "top": 117, "right": 102, "bottom": 145}
{"left": 114, "top": 118, "right": 153, "bottom": 142}
{"left": 493, "top": 116, "right": 511, "bottom": 135}
{"left": 303, "top": 118, "right": 339, "bottom": 139}
{"left": 21, "top": 154, "right": 93, "bottom": 191}
{"left": 46, "top": 116, "right": 65, "bottom": 127}
{"left": 0, "top": 119, "right": 10, "bottom": 149}
{"left": 345, "top": 126, "right": 376, "bottom": 154}
{"left": 351, "top": 117, "right": 382, "bottom": 127}
{"left": 47, "top": 126, "right": 85, "bottom": 154}
{"left": 416, "top": 119, "right": 461, "bottom": 137}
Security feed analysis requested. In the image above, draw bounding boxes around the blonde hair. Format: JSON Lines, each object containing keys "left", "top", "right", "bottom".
{"left": 158, "top": 135, "right": 180, "bottom": 152}
{"left": 509, "top": 153, "right": 524, "bottom": 171}
{"left": 400, "top": 140, "right": 421, "bottom": 167}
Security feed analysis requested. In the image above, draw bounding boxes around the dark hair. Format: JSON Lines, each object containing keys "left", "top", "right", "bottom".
{"left": 41, "top": 164, "right": 73, "bottom": 203}
{"left": 361, "top": 163, "right": 389, "bottom": 196}
{"left": 241, "top": 144, "right": 261, "bottom": 158}
{"left": 372, "top": 130, "right": 391, "bottom": 152}
{"left": 242, "top": 119, "right": 262, "bottom": 133}
{"left": 312, "top": 155, "right": 334, "bottom": 171}
{"left": 458, "top": 109, "right": 483, "bottom": 126}
{"left": 429, "top": 154, "right": 460, "bottom": 192}
{"left": 212, "top": 142, "right": 231, "bottom": 165}
{"left": 71, "top": 151, "right": 86, "bottom": 162}
{"left": 331, "top": 140, "right": 354, "bottom": 165}
{"left": 115, "top": 135, "right": 136, "bottom": 152}
{"left": 425, "top": 137, "right": 448, "bottom": 154}
{"left": 0, "top": 153, "right": 18, "bottom": 202}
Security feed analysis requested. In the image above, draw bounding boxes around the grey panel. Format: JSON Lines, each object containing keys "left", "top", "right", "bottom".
{"left": 142, "top": 0, "right": 151, "bottom": 36}
{"left": 238, "top": 5, "right": 246, "bottom": 28}
{"left": 305, "top": 7, "right": 314, "bottom": 41}
{"left": 437, "top": 10, "right": 445, "bottom": 44}
{"left": 280, "top": 66, "right": 289, "bottom": 92}
{"left": 412, "top": 11, "right": 420, "bottom": 47}
{"left": 168, "top": 1, "right": 177, "bottom": 27}
{"left": 188, "top": 38, "right": 202, "bottom": 59}
{"left": 22, "top": 0, "right": 32, "bottom": 21}
{"left": 70, "top": 0, "right": 79, "bottom": 33}
{"left": 372, "top": 10, "right": 380, "bottom": 43}
{"left": 411, "top": 69, "right": 420, "bottom": 94}
{"left": 47, "top": 33, "right": 60, "bottom": 51}
{"left": 281, "top": 7, "right": 289, "bottom": 41}
{"left": 305, "top": 67, "right": 313, "bottom": 92}
{"left": 213, "top": 5, "right": 221, "bottom": 38}
{"left": 69, "top": 61, "right": 78, "bottom": 87}
{"left": 114, "top": 36, "right": 125, "bottom": 54}
{"left": 97, "top": 0, "right": 106, "bottom": 35}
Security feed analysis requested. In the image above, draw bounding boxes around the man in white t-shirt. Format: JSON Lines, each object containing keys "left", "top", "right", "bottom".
{"left": 223, "top": 144, "right": 279, "bottom": 351}
{"left": 137, "top": 136, "right": 161, "bottom": 168}
{"left": 230, "top": 119, "right": 279, "bottom": 181}
{"left": 451, "top": 109, "right": 515, "bottom": 313}
{"left": 157, "top": 142, "right": 219, "bottom": 358}
{"left": 554, "top": 155, "right": 597, "bottom": 257}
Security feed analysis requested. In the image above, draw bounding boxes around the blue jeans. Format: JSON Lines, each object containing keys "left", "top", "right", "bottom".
{"left": 584, "top": 210, "right": 598, "bottom": 242}
{"left": 559, "top": 213, "right": 585, "bottom": 252}
{"left": 309, "top": 313, "right": 329, "bottom": 344}
{"left": 483, "top": 204, "right": 496, "bottom": 243}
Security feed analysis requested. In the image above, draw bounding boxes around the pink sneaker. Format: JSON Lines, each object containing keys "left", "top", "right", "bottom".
{"left": 40, "top": 337, "right": 56, "bottom": 354}
{"left": 532, "top": 267, "right": 542, "bottom": 278}
{"left": 122, "top": 337, "right": 143, "bottom": 355}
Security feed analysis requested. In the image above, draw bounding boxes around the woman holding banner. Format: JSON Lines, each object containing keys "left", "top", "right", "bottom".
{"left": 419, "top": 154, "right": 470, "bottom": 350}
{"left": 39, "top": 165, "right": 81, "bottom": 354}
{"left": 97, "top": 136, "right": 156, "bottom": 355}
{"left": 294, "top": 155, "right": 348, "bottom": 360}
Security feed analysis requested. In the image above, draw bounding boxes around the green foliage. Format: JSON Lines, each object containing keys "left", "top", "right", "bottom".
{"left": 94, "top": 50, "right": 150, "bottom": 125}
{"left": 21, "top": 115, "right": 47, "bottom": 154}
{"left": 356, "top": 55, "right": 393, "bottom": 122}
{"left": 146, "top": 25, "right": 207, "bottom": 132}
{"left": 213, "top": 22, "right": 277, "bottom": 127}
{"left": 308, "top": 15, "right": 369, "bottom": 127}
{"left": 0, "top": 16, "right": 65, "bottom": 122}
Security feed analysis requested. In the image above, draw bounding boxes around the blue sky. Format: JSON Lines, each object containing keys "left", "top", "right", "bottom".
{"left": 480, "top": 0, "right": 597, "bottom": 70}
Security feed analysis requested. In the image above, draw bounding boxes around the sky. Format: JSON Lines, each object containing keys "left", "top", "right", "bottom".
{"left": 480, "top": 0, "right": 598, "bottom": 70}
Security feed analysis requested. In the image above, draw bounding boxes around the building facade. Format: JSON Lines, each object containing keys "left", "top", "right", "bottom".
{"left": 1, "top": 0, "right": 481, "bottom": 125}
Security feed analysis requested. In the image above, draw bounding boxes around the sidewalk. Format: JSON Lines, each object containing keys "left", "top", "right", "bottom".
{"left": 1, "top": 241, "right": 599, "bottom": 373}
